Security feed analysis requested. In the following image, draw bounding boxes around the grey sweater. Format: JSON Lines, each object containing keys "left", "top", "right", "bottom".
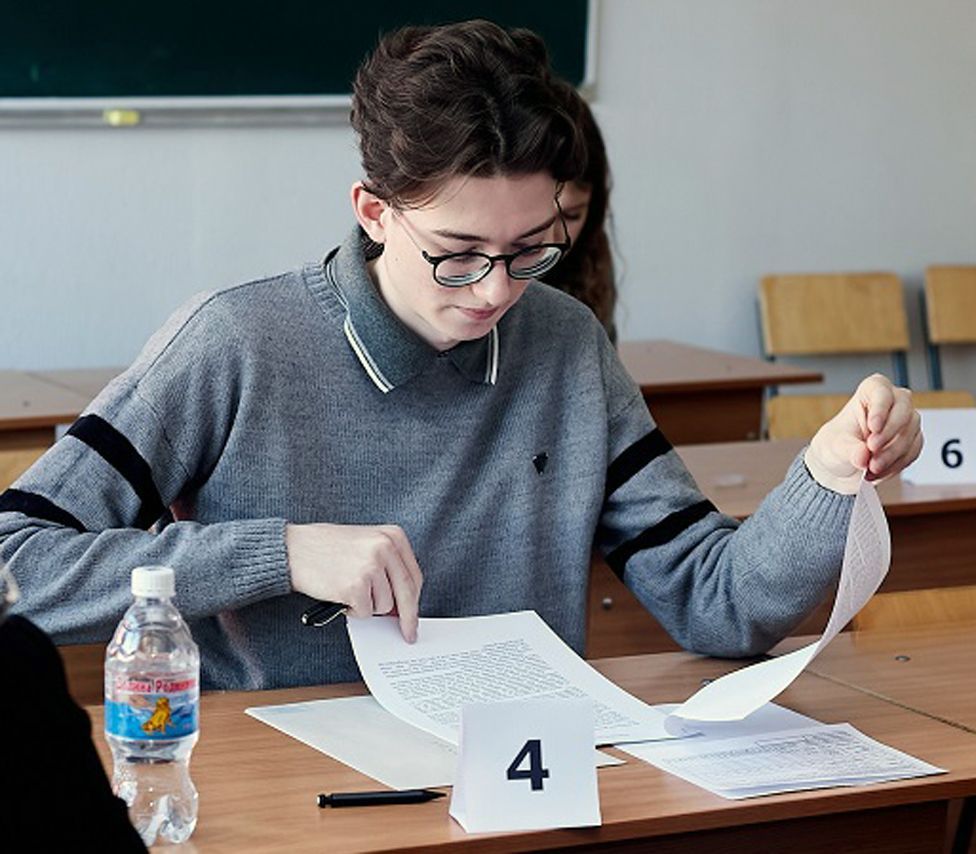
{"left": 0, "top": 228, "right": 853, "bottom": 690}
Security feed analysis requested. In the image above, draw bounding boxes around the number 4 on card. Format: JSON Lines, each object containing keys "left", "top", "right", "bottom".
{"left": 507, "top": 739, "right": 550, "bottom": 791}
{"left": 450, "top": 698, "right": 600, "bottom": 833}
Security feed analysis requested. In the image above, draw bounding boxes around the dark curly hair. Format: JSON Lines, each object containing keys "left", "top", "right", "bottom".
{"left": 541, "top": 83, "right": 617, "bottom": 341}
{"left": 351, "top": 19, "right": 587, "bottom": 206}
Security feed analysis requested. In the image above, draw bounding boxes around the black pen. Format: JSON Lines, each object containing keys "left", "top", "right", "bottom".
{"left": 301, "top": 600, "right": 346, "bottom": 627}
{"left": 316, "top": 789, "right": 446, "bottom": 808}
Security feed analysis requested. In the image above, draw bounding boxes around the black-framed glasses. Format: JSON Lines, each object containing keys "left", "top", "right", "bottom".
{"left": 396, "top": 200, "right": 572, "bottom": 288}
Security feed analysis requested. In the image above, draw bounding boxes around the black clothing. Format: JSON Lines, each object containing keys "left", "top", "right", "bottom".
{"left": 0, "top": 615, "right": 146, "bottom": 852}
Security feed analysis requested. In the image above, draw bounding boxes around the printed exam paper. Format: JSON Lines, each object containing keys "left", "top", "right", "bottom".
{"left": 347, "top": 610, "right": 681, "bottom": 745}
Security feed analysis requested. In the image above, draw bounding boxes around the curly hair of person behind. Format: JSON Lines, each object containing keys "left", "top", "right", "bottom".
{"left": 542, "top": 84, "right": 617, "bottom": 341}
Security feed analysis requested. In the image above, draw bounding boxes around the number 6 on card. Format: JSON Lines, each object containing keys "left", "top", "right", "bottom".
{"left": 902, "top": 409, "right": 976, "bottom": 485}
{"left": 449, "top": 698, "right": 601, "bottom": 833}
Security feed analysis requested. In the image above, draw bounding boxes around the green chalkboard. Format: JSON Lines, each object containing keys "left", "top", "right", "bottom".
{"left": 0, "top": 1, "right": 590, "bottom": 100}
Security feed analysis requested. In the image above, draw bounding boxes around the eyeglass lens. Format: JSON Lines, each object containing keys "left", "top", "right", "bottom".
{"left": 434, "top": 245, "right": 563, "bottom": 286}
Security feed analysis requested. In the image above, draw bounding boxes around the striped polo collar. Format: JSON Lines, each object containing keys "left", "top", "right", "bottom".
{"left": 324, "top": 227, "right": 499, "bottom": 393}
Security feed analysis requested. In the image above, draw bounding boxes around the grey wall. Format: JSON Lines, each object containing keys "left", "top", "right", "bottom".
{"left": 2, "top": 0, "right": 974, "bottom": 392}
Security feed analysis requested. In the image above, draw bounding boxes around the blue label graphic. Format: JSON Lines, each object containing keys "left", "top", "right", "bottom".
{"left": 105, "top": 689, "right": 198, "bottom": 740}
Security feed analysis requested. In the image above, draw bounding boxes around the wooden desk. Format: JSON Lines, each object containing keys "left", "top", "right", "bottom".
{"left": 678, "top": 439, "right": 976, "bottom": 599}
{"left": 0, "top": 370, "right": 94, "bottom": 441}
{"left": 34, "top": 367, "right": 121, "bottom": 401}
{"left": 780, "top": 622, "right": 976, "bottom": 734}
{"left": 587, "top": 439, "right": 976, "bottom": 659}
{"left": 0, "top": 368, "right": 119, "bottom": 438}
{"left": 88, "top": 651, "right": 976, "bottom": 853}
{"left": 779, "top": 623, "right": 976, "bottom": 853}
{"left": 618, "top": 340, "right": 821, "bottom": 444}
{"left": 5, "top": 347, "right": 817, "bottom": 449}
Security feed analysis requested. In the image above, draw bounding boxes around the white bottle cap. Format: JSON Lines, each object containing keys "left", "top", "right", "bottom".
{"left": 131, "top": 566, "right": 176, "bottom": 598}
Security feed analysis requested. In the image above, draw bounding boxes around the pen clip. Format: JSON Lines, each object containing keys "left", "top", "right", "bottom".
{"left": 301, "top": 600, "right": 347, "bottom": 628}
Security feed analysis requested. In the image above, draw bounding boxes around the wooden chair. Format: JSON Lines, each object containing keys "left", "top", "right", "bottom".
{"left": 852, "top": 584, "right": 976, "bottom": 632}
{"left": 59, "top": 642, "right": 107, "bottom": 706}
{"left": 767, "top": 389, "right": 976, "bottom": 440}
{"left": 0, "top": 443, "right": 47, "bottom": 491}
{"left": 923, "top": 266, "right": 976, "bottom": 389}
{"left": 758, "top": 272, "right": 911, "bottom": 387}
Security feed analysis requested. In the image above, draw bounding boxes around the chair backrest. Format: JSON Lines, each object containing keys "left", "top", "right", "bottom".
{"left": 766, "top": 389, "right": 976, "bottom": 440}
{"left": 59, "top": 642, "right": 107, "bottom": 706}
{"left": 925, "top": 266, "right": 976, "bottom": 344}
{"left": 852, "top": 585, "right": 976, "bottom": 632}
{"left": 766, "top": 394, "right": 849, "bottom": 439}
{"left": 759, "top": 272, "right": 910, "bottom": 356}
{"left": 0, "top": 445, "right": 47, "bottom": 491}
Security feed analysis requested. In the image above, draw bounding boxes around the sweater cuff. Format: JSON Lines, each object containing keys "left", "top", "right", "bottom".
{"left": 229, "top": 518, "right": 291, "bottom": 604}
{"left": 779, "top": 450, "right": 855, "bottom": 529}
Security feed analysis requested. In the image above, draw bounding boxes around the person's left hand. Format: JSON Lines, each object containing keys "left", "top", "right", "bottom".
{"left": 804, "top": 373, "right": 923, "bottom": 494}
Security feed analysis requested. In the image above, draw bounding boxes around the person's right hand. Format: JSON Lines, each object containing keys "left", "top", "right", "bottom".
{"left": 285, "top": 523, "right": 423, "bottom": 642}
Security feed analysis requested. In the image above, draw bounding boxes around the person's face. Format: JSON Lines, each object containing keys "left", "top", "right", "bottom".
{"left": 558, "top": 180, "right": 593, "bottom": 247}
{"left": 360, "top": 172, "right": 564, "bottom": 351}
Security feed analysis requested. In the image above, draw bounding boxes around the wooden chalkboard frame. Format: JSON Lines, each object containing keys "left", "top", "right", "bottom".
{"left": 0, "top": 0, "right": 598, "bottom": 122}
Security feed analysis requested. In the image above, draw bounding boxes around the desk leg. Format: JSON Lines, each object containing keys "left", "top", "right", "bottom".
{"left": 952, "top": 797, "right": 975, "bottom": 854}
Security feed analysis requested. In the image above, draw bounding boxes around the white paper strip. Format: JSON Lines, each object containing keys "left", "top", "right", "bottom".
{"left": 673, "top": 479, "right": 890, "bottom": 721}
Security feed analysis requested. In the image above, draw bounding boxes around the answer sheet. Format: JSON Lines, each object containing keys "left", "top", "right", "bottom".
{"left": 347, "top": 610, "right": 682, "bottom": 745}
{"left": 674, "top": 478, "right": 890, "bottom": 721}
{"left": 628, "top": 720, "right": 944, "bottom": 799}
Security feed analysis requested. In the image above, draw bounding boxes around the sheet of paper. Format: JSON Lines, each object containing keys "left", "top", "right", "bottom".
{"left": 625, "top": 717, "right": 945, "bottom": 799}
{"left": 347, "top": 610, "right": 683, "bottom": 745}
{"left": 245, "top": 695, "right": 622, "bottom": 791}
{"left": 673, "top": 479, "right": 890, "bottom": 721}
{"left": 623, "top": 702, "right": 821, "bottom": 773}
{"left": 649, "top": 701, "right": 821, "bottom": 741}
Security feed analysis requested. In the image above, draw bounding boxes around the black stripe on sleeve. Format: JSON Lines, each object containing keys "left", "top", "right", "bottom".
{"left": 605, "top": 499, "right": 717, "bottom": 580}
{"left": 66, "top": 414, "right": 165, "bottom": 529}
{"left": 0, "top": 488, "right": 85, "bottom": 531}
{"left": 605, "top": 428, "right": 673, "bottom": 500}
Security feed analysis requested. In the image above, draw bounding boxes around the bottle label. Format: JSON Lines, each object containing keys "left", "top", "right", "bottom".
{"left": 105, "top": 674, "right": 199, "bottom": 740}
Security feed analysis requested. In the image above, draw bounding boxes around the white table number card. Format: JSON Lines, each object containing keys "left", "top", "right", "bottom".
{"left": 450, "top": 698, "right": 601, "bottom": 834}
{"left": 902, "top": 409, "right": 976, "bottom": 486}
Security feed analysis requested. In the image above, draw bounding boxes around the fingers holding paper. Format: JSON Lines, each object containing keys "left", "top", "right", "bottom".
{"left": 805, "top": 374, "right": 923, "bottom": 494}
{"left": 286, "top": 522, "right": 423, "bottom": 642}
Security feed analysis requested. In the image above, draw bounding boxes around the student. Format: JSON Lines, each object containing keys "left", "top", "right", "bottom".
{"left": 540, "top": 83, "right": 617, "bottom": 341}
{"left": 0, "top": 20, "right": 920, "bottom": 691}
{"left": 0, "top": 565, "right": 146, "bottom": 850}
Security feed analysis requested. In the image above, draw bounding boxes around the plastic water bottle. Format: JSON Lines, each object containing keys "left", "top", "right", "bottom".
{"left": 105, "top": 566, "right": 200, "bottom": 845}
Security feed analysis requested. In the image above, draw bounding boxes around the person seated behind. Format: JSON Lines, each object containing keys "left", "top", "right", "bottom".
{"left": 0, "top": 564, "right": 146, "bottom": 851}
{"left": 0, "top": 20, "right": 921, "bottom": 692}
{"left": 540, "top": 83, "right": 617, "bottom": 342}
